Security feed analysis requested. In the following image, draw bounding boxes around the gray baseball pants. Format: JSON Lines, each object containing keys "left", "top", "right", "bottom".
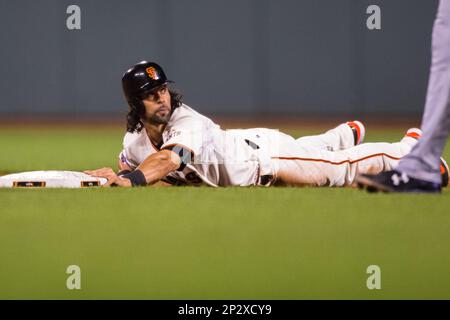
{"left": 397, "top": 0, "right": 450, "bottom": 183}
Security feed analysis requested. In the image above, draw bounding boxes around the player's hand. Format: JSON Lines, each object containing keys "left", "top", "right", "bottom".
{"left": 84, "top": 167, "right": 132, "bottom": 187}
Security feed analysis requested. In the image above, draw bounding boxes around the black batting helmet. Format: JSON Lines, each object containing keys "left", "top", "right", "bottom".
{"left": 122, "top": 61, "right": 173, "bottom": 109}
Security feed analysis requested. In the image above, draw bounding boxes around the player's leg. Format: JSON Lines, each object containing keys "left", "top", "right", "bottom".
{"left": 356, "top": 0, "right": 450, "bottom": 192}
{"left": 295, "top": 121, "right": 365, "bottom": 151}
{"left": 273, "top": 129, "right": 418, "bottom": 187}
{"left": 395, "top": 1, "right": 450, "bottom": 184}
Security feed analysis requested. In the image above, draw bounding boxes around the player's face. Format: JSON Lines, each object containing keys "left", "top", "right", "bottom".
{"left": 141, "top": 85, "right": 172, "bottom": 125}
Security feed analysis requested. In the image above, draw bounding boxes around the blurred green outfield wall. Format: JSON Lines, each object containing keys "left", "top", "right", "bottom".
{"left": 0, "top": 0, "right": 438, "bottom": 116}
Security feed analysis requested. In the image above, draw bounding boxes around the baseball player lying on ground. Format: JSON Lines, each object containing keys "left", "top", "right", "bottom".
{"left": 85, "top": 61, "right": 449, "bottom": 189}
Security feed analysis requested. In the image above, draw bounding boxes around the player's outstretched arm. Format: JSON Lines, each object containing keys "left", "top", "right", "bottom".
{"left": 85, "top": 150, "right": 180, "bottom": 187}
{"left": 136, "top": 149, "right": 181, "bottom": 185}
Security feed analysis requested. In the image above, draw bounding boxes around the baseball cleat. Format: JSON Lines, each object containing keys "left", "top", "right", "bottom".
{"left": 355, "top": 170, "right": 442, "bottom": 193}
{"left": 346, "top": 120, "right": 365, "bottom": 146}
{"left": 441, "top": 157, "right": 449, "bottom": 187}
{"left": 404, "top": 128, "right": 422, "bottom": 140}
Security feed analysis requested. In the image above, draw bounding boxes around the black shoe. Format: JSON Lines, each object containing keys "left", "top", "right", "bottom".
{"left": 440, "top": 157, "right": 449, "bottom": 187}
{"left": 356, "top": 170, "right": 442, "bottom": 193}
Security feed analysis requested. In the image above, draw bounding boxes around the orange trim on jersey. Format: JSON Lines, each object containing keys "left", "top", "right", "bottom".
{"left": 440, "top": 164, "right": 446, "bottom": 174}
{"left": 272, "top": 152, "right": 402, "bottom": 165}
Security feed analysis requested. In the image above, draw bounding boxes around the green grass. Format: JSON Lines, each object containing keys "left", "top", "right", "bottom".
{"left": 0, "top": 127, "right": 449, "bottom": 299}
{"left": 0, "top": 128, "right": 123, "bottom": 173}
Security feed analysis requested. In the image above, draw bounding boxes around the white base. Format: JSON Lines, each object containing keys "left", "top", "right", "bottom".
{"left": 0, "top": 171, "right": 108, "bottom": 188}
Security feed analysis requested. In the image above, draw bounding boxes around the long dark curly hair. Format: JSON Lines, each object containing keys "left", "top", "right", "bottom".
{"left": 126, "top": 89, "right": 183, "bottom": 133}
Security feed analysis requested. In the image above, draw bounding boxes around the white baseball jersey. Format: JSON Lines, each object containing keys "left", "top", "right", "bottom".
{"left": 120, "top": 104, "right": 418, "bottom": 187}
{"left": 120, "top": 104, "right": 275, "bottom": 186}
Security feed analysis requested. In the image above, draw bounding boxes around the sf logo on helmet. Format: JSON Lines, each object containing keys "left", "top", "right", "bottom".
{"left": 146, "top": 67, "right": 159, "bottom": 80}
